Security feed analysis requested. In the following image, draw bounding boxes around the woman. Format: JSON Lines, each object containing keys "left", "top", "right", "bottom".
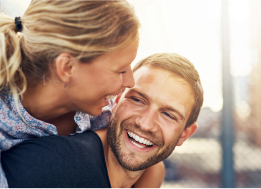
{"left": 0, "top": 0, "right": 156, "bottom": 187}
{"left": 0, "top": 0, "right": 139, "bottom": 143}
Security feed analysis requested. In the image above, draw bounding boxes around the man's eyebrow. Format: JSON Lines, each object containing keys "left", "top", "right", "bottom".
{"left": 127, "top": 88, "right": 185, "bottom": 121}
{"left": 128, "top": 88, "right": 149, "bottom": 100}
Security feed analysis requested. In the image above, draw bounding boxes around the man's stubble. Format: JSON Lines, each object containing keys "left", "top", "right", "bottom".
{"left": 107, "top": 114, "right": 180, "bottom": 172}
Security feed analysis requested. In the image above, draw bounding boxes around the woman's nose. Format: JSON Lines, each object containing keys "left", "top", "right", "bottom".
{"left": 121, "top": 66, "right": 135, "bottom": 88}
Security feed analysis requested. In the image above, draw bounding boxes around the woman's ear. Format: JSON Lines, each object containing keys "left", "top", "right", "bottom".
{"left": 176, "top": 123, "right": 197, "bottom": 146}
{"left": 54, "top": 53, "right": 75, "bottom": 83}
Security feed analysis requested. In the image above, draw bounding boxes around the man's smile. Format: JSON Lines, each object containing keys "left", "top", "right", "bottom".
{"left": 127, "top": 130, "right": 154, "bottom": 147}
{"left": 124, "top": 129, "right": 158, "bottom": 152}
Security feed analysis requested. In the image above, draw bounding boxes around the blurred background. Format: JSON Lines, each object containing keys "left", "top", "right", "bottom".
{"left": 1, "top": 0, "right": 261, "bottom": 187}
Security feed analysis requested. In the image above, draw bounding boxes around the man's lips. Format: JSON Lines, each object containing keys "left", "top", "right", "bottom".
{"left": 126, "top": 129, "right": 157, "bottom": 150}
{"left": 127, "top": 130, "right": 154, "bottom": 147}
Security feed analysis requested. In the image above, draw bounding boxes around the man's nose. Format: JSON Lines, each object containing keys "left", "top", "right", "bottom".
{"left": 135, "top": 109, "right": 159, "bottom": 133}
{"left": 121, "top": 66, "right": 135, "bottom": 88}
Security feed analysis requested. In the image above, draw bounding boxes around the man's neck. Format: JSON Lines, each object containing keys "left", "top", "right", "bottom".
{"left": 106, "top": 148, "right": 145, "bottom": 188}
{"left": 95, "top": 128, "right": 145, "bottom": 188}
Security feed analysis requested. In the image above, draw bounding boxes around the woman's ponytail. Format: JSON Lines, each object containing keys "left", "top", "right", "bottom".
{"left": 0, "top": 13, "right": 27, "bottom": 98}
{"left": 0, "top": 13, "right": 28, "bottom": 126}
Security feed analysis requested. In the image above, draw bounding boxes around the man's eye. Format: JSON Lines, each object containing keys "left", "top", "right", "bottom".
{"left": 163, "top": 112, "right": 177, "bottom": 120}
{"left": 120, "top": 71, "right": 126, "bottom": 74}
{"left": 130, "top": 97, "right": 142, "bottom": 103}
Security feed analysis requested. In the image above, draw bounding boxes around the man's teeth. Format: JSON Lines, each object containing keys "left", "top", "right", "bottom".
{"left": 130, "top": 140, "right": 146, "bottom": 148}
{"left": 127, "top": 130, "right": 154, "bottom": 146}
{"left": 105, "top": 95, "right": 116, "bottom": 100}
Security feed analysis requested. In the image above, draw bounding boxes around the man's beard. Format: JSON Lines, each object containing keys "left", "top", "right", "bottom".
{"left": 107, "top": 114, "right": 180, "bottom": 172}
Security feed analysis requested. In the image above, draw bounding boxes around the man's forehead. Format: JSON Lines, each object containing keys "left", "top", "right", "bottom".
{"left": 132, "top": 66, "right": 189, "bottom": 91}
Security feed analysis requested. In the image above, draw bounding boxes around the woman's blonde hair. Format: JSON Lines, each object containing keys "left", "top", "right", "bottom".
{"left": 0, "top": 0, "right": 140, "bottom": 102}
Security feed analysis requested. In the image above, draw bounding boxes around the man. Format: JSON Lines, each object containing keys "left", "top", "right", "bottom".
{"left": 1, "top": 53, "right": 204, "bottom": 188}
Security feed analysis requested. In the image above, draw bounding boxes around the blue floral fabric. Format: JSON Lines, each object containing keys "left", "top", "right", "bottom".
{"left": 0, "top": 91, "right": 112, "bottom": 187}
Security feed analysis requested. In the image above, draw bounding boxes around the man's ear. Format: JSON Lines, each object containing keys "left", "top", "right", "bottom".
{"left": 112, "top": 92, "right": 123, "bottom": 112}
{"left": 54, "top": 53, "right": 75, "bottom": 83}
{"left": 176, "top": 123, "right": 197, "bottom": 146}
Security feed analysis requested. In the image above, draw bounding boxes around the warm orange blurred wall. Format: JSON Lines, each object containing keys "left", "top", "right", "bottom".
{"left": 247, "top": 0, "right": 261, "bottom": 147}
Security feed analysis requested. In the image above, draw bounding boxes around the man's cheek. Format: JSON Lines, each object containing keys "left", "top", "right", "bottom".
{"left": 116, "top": 101, "right": 132, "bottom": 114}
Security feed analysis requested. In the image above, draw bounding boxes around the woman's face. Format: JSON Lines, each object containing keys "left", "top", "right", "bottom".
{"left": 68, "top": 41, "right": 139, "bottom": 116}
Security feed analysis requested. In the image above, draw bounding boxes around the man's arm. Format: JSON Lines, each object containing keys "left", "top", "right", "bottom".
{"left": 1, "top": 131, "right": 110, "bottom": 188}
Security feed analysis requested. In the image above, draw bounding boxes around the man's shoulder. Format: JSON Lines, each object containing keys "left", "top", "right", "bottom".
{"left": 94, "top": 128, "right": 107, "bottom": 140}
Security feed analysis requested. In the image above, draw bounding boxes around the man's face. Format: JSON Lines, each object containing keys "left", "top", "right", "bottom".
{"left": 107, "top": 66, "right": 197, "bottom": 171}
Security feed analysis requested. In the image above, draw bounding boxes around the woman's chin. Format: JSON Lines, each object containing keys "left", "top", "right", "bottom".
{"left": 88, "top": 107, "right": 103, "bottom": 116}
{"left": 80, "top": 98, "right": 109, "bottom": 116}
